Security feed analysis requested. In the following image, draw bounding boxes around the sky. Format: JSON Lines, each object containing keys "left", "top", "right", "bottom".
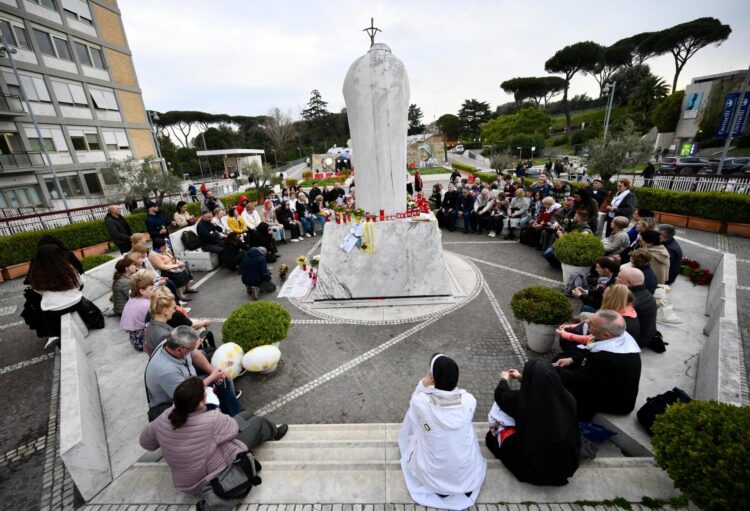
{"left": 121, "top": 0, "right": 750, "bottom": 126}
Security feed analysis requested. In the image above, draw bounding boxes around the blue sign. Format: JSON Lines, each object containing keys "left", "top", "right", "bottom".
{"left": 717, "top": 92, "right": 739, "bottom": 138}
{"left": 733, "top": 93, "right": 750, "bottom": 137}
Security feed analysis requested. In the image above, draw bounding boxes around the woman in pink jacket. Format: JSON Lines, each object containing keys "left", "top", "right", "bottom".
{"left": 139, "top": 377, "right": 288, "bottom": 496}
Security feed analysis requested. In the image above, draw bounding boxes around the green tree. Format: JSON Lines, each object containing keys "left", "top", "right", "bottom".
{"left": 643, "top": 17, "right": 732, "bottom": 92}
{"left": 481, "top": 107, "right": 550, "bottom": 148}
{"left": 500, "top": 76, "right": 566, "bottom": 106}
{"left": 587, "top": 120, "right": 651, "bottom": 180}
{"left": 545, "top": 41, "right": 602, "bottom": 133}
{"left": 436, "top": 113, "right": 460, "bottom": 140}
{"left": 101, "top": 157, "right": 182, "bottom": 206}
{"left": 608, "top": 32, "right": 659, "bottom": 69}
{"left": 302, "top": 89, "right": 329, "bottom": 122}
{"left": 651, "top": 91, "right": 685, "bottom": 132}
{"left": 408, "top": 104, "right": 425, "bottom": 135}
{"left": 584, "top": 43, "right": 627, "bottom": 97}
{"left": 458, "top": 99, "right": 491, "bottom": 138}
{"left": 629, "top": 75, "right": 670, "bottom": 114}
{"left": 244, "top": 160, "right": 276, "bottom": 195}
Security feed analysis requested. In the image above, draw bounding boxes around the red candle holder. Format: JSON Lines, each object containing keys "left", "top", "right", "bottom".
{"left": 379, "top": 209, "right": 385, "bottom": 221}
{"left": 335, "top": 213, "right": 341, "bottom": 224}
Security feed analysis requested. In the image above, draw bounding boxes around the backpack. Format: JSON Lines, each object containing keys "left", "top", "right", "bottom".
{"left": 636, "top": 387, "right": 691, "bottom": 436}
{"left": 209, "top": 451, "right": 262, "bottom": 500}
{"left": 181, "top": 230, "right": 201, "bottom": 251}
{"left": 564, "top": 270, "right": 588, "bottom": 296}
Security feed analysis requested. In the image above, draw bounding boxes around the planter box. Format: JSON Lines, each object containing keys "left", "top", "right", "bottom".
{"left": 524, "top": 322, "right": 557, "bottom": 353}
{"left": 727, "top": 222, "right": 750, "bottom": 238}
{"left": 74, "top": 249, "right": 85, "bottom": 260}
{"left": 1, "top": 261, "right": 30, "bottom": 280}
{"left": 655, "top": 212, "right": 689, "bottom": 228}
{"left": 687, "top": 216, "right": 722, "bottom": 233}
{"left": 81, "top": 242, "right": 110, "bottom": 257}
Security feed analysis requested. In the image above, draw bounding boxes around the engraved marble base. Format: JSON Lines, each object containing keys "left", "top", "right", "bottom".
{"left": 314, "top": 219, "right": 451, "bottom": 300}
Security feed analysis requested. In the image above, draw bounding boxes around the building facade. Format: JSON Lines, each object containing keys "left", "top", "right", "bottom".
{"left": 0, "top": 0, "right": 155, "bottom": 211}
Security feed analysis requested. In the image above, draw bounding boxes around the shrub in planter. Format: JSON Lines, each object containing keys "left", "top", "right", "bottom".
{"left": 451, "top": 161, "right": 475, "bottom": 173}
{"left": 510, "top": 286, "right": 572, "bottom": 325}
{"left": 285, "top": 178, "right": 299, "bottom": 187}
{"left": 302, "top": 170, "right": 313, "bottom": 180}
{"left": 222, "top": 302, "right": 292, "bottom": 351}
{"left": 82, "top": 254, "right": 114, "bottom": 272}
{"left": 554, "top": 232, "right": 604, "bottom": 267}
{"left": 653, "top": 400, "right": 750, "bottom": 511}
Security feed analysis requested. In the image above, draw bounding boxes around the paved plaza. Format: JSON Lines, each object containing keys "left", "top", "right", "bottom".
{"left": 0, "top": 220, "right": 748, "bottom": 510}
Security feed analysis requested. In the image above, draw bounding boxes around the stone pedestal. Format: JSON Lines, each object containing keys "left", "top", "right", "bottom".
{"left": 314, "top": 219, "right": 451, "bottom": 300}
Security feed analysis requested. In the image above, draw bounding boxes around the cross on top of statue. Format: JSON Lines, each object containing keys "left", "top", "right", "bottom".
{"left": 363, "top": 17, "right": 381, "bottom": 47}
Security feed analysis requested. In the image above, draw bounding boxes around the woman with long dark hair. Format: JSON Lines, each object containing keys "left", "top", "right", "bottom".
{"left": 140, "top": 376, "right": 287, "bottom": 496}
{"left": 27, "top": 244, "right": 83, "bottom": 347}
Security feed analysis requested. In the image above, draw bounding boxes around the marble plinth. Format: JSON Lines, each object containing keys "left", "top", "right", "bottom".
{"left": 314, "top": 219, "right": 451, "bottom": 300}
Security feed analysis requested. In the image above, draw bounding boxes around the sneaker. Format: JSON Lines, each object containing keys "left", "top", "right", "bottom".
{"left": 298, "top": 237, "right": 304, "bottom": 241}
{"left": 235, "top": 390, "right": 243, "bottom": 399}
{"left": 273, "top": 424, "right": 289, "bottom": 441}
{"left": 305, "top": 233, "right": 311, "bottom": 238}
{"left": 312, "top": 232, "right": 317, "bottom": 237}
{"left": 185, "top": 289, "right": 199, "bottom": 294}
{"left": 488, "top": 231, "right": 496, "bottom": 237}
{"left": 44, "top": 336, "right": 60, "bottom": 350}
{"left": 290, "top": 238, "right": 299, "bottom": 242}
{"left": 179, "top": 296, "right": 192, "bottom": 303}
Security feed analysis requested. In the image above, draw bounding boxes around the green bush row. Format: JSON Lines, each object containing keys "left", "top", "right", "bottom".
{"left": 634, "top": 188, "right": 750, "bottom": 224}
{"left": 451, "top": 161, "right": 496, "bottom": 184}
{"left": 81, "top": 254, "right": 115, "bottom": 272}
{"left": 0, "top": 213, "right": 146, "bottom": 268}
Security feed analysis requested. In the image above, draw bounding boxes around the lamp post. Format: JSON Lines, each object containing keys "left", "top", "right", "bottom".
{"left": 271, "top": 148, "right": 278, "bottom": 168}
{"left": 602, "top": 81, "right": 617, "bottom": 145}
{"left": 297, "top": 146, "right": 302, "bottom": 159}
{"left": 146, "top": 110, "right": 168, "bottom": 173}
{"left": 0, "top": 36, "right": 69, "bottom": 210}
{"left": 517, "top": 146, "right": 522, "bottom": 160}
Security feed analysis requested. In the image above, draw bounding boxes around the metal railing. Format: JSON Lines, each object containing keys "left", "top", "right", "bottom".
{"left": 0, "top": 93, "right": 25, "bottom": 114}
{"left": 613, "top": 173, "right": 750, "bottom": 194}
{"left": 0, "top": 203, "right": 126, "bottom": 237}
{"left": 0, "top": 151, "right": 45, "bottom": 170}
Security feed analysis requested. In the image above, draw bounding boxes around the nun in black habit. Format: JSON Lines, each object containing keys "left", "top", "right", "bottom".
{"left": 485, "top": 359, "right": 580, "bottom": 486}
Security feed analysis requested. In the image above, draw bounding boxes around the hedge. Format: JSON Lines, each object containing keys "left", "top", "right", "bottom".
{"left": 0, "top": 213, "right": 146, "bottom": 268}
{"left": 222, "top": 301, "right": 292, "bottom": 351}
{"left": 634, "top": 188, "right": 750, "bottom": 224}
{"left": 451, "top": 161, "right": 496, "bottom": 184}
{"left": 81, "top": 254, "right": 114, "bottom": 272}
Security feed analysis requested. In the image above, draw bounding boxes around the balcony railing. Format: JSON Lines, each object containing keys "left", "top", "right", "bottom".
{"left": 0, "top": 94, "right": 25, "bottom": 115}
{"left": 0, "top": 151, "right": 46, "bottom": 170}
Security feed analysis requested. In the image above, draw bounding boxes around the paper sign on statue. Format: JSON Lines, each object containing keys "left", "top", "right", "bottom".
{"left": 340, "top": 234, "right": 358, "bottom": 253}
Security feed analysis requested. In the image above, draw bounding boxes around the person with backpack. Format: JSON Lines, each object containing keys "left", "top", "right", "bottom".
{"left": 188, "top": 183, "right": 198, "bottom": 202}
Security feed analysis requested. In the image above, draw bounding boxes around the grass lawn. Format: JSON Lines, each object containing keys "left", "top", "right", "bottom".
{"left": 299, "top": 177, "right": 344, "bottom": 187}
{"left": 409, "top": 166, "right": 452, "bottom": 175}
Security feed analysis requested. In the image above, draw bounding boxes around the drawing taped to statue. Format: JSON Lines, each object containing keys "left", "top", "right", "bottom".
{"left": 407, "top": 135, "right": 446, "bottom": 168}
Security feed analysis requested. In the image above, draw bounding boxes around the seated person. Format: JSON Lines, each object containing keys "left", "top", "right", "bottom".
{"left": 626, "top": 208, "right": 653, "bottom": 243}
{"left": 659, "top": 225, "right": 683, "bottom": 285}
{"left": 620, "top": 217, "right": 657, "bottom": 264}
{"left": 120, "top": 270, "right": 157, "bottom": 351}
{"left": 148, "top": 238, "right": 195, "bottom": 302}
{"left": 479, "top": 193, "right": 507, "bottom": 238}
{"left": 111, "top": 254, "right": 140, "bottom": 315}
{"left": 562, "top": 284, "right": 639, "bottom": 351}
{"left": 553, "top": 310, "right": 642, "bottom": 420}
{"left": 140, "top": 377, "right": 288, "bottom": 498}
{"left": 219, "top": 232, "right": 247, "bottom": 271}
{"left": 398, "top": 354, "right": 486, "bottom": 509}
{"left": 485, "top": 359, "right": 579, "bottom": 486}
{"left": 275, "top": 200, "right": 303, "bottom": 242}
{"left": 146, "top": 326, "right": 241, "bottom": 418}
{"left": 450, "top": 188, "right": 476, "bottom": 233}
{"left": 261, "top": 199, "right": 285, "bottom": 242}
{"left": 602, "top": 216, "right": 630, "bottom": 256}
{"left": 242, "top": 203, "right": 263, "bottom": 231}
{"left": 505, "top": 188, "right": 530, "bottom": 240}
{"left": 211, "top": 207, "right": 228, "bottom": 232}
{"left": 173, "top": 201, "right": 196, "bottom": 228}
{"left": 616, "top": 267, "right": 658, "bottom": 349}
{"left": 249, "top": 222, "right": 279, "bottom": 262}
{"left": 310, "top": 195, "right": 331, "bottom": 232}
{"left": 571, "top": 256, "right": 619, "bottom": 312}
{"left": 520, "top": 197, "right": 560, "bottom": 248}
{"left": 225, "top": 208, "right": 248, "bottom": 235}
{"left": 437, "top": 183, "right": 458, "bottom": 229}
{"left": 639, "top": 230, "right": 670, "bottom": 285}
{"left": 628, "top": 249, "right": 658, "bottom": 294}
{"left": 144, "top": 287, "right": 178, "bottom": 356}
{"left": 196, "top": 211, "right": 225, "bottom": 254}
{"left": 241, "top": 247, "right": 276, "bottom": 300}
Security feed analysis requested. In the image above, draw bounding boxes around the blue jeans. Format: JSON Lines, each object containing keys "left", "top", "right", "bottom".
{"left": 314, "top": 214, "right": 327, "bottom": 231}
{"left": 299, "top": 216, "right": 314, "bottom": 235}
{"left": 450, "top": 210, "right": 474, "bottom": 232}
{"left": 211, "top": 378, "right": 241, "bottom": 416}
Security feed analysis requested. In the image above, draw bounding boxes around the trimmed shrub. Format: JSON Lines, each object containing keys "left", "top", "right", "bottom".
{"left": 285, "top": 178, "right": 299, "bottom": 187}
{"left": 554, "top": 232, "right": 605, "bottom": 266}
{"left": 570, "top": 128, "right": 596, "bottom": 146}
{"left": 340, "top": 169, "right": 353, "bottom": 179}
{"left": 81, "top": 254, "right": 114, "bottom": 272}
{"left": 221, "top": 302, "right": 292, "bottom": 351}
{"left": 451, "top": 161, "right": 475, "bottom": 173}
{"left": 510, "top": 286, "right": 572, "bottom": 325}
{"left": 551, "top": 135, "right": 569, "bottom": 146}
{"left": 634, "top": 188, "right": 750, "bottom": 224}
{"left": 301, "top": 171, "right": 313, "bottom": 180}
{"left": 653, "top": 400, "right": 750, "bottom": 511}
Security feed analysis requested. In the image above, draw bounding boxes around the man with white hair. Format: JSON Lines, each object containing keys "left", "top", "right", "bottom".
{"left": 616, "top": 267, "right": 658, "bottom": 348}
{"left": 104, "top": 204, "right": 133, "bottom": 254}
{"left": 552, "top": 310, "right": 641, "bottom": 420}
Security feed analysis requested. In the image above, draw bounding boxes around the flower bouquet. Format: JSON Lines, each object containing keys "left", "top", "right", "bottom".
{"left": 296, "top": 255, "right": 308, "bottom": 271}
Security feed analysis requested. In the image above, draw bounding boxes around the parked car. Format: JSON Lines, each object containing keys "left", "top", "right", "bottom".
{"left": 451, "top": 144, "right": 465, "bottom": 155}
{"left": 701, "top": 157, "right": 750, "bottom": 175}
{"left": 658, "top": 157, "right": 710, "bottom": 174}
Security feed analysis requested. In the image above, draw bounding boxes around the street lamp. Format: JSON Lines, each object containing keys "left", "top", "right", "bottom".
{"left": 516, "top": 146, "right": 522, "bottom": 160}
{"left": 0, "top": 36, "right": 69, "bottom": 210}
{"left": 271, "top": 148, "right": 278, "bottom": 168}
{"left": 297, "top": 147, "right": 302, "bottom": 159}
{"left": 602, "top": 81, "right": 617, "bottom": 145}
{"left": 146, "top": 110, "right": 169, "bottom": 173}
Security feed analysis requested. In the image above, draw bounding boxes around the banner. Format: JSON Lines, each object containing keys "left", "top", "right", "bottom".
{"left": 683, "top": 91, "right": 703, "bottom": 119}
{"left": 717, "top": 92, "right": 750, "bottom": 138}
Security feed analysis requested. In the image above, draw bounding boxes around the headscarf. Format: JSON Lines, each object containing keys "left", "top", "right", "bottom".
{"left": 236, "top": 195, "right": 248, "bottom": 216}
{"left": 263, "top": 199, "right": 273, "bottom": 212}
{"left": 430, "top": 354, "right": 459, "bottom": 391}
{"left": 512, "top": 359, "right": 580, "bottom": 485}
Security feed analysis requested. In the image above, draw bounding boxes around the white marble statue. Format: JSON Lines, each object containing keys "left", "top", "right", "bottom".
{"left": 342, "top": 42, "right": 410, "bottom": 216}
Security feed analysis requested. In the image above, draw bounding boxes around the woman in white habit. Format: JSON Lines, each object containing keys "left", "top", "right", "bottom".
{"left": 398, "top": 353, "right": 487, "bottom": 509}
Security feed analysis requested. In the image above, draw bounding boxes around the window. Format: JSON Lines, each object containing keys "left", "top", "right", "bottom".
{"left": 0, "top": 186, "right": 43, "bottom": 207}
{"left": 83, "top": 173, "right": 102, "bottom": 194}
{"left": 30, "top": 0, "right": 57, "bottom": 9}
{"left": 14, "top": 26, "right": 30, "bottom": 50}
{"left": 46, "top": 176, "right": 84, "bottom": 199}
{"left": 50, "top": 79, "right": 87, "bottom": 106}
{"left": 68, "top": 128, "right": 101, "bottom": 151}
{"left": 62, "top": 0, "right": 93, "bottom": 26}
{"left": 0, "top": 20, "right": 15, "bottom": 46}
{"left": 32, "top": 28, "right": 72, "bottom": 61}
{"left": 74, "top": 40, "right": 106, "bottom": 69}
{"left": 2, "top": 70, "right": 52, "bottom": 102}
{"left": 89, "top": 88, "right": 118, "bottom": 110}
{"left": 102, "top": 130, "right": 129, "bottom": 150}
{"left": 25, "top": 126, "right": 68, "bottom": 152}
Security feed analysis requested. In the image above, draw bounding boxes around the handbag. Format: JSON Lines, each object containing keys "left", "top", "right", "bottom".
{"left": 77, "top": 297, "right": 104, "bottom": 329}
{"left": 209, "top": 451, "right": 262, "bottom": 500}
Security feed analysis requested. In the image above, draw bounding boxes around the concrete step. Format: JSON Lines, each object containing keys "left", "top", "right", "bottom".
{"left": 91, "top": 423, "right": 677, "bottom": 506}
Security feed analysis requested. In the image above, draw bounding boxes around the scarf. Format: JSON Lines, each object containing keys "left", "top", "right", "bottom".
{"left": 578, "top": 331, "right": 640, "bottom": 354}
{"left": 608, "top": 190, "right": 630, "bottom": 217}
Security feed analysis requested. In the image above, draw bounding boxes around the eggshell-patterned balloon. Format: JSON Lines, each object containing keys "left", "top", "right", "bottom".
{"left": 210, "top": 342, "right": 245, "bottom": 379}
{"left": 242, "top": 345, "right": 281, "bottom": 373}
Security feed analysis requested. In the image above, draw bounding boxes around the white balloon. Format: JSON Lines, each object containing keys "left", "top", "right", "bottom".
{"left": 210, "top": 342, "right": 245, "bottom": 379}
{"left": 242, "top": 345, "right": 281, "bottom": 373}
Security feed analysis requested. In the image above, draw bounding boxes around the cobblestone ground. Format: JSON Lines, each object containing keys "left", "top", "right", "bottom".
{"left": 0, "top": 225, "right": 743, "bottom": 509}
{"left": 79, "top": 503, "right": 689, "bottom": 511}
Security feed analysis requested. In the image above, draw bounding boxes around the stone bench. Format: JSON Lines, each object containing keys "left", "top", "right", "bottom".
{"left": 169, "top": 224, "right": 219, "bottom": 271}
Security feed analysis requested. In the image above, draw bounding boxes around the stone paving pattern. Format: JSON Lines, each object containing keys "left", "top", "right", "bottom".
{"left": 0, "top": 223, "right": 745, "bottom": 509}
{"left": 78, "top": 503, "right": 689, "bottom": 510}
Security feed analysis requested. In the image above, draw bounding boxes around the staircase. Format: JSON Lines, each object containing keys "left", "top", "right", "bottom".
{"left": 87, "top": 423, "right": 677, "bottom": 507}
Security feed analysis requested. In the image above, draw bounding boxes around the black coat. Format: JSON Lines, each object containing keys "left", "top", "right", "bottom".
{"left": 441, "top": 190, "right": 458, "bottom": 210}
{"left": 631, "top": 284, "right": 657, "bottom": 347}
{"left": 662, "top": 239, "right": 683, "bottom": 285}
{"left": 104, "top": 213, "right": 132, "bottom": 247}
{"left": 611, "top": 192, "right": 637, "bottom": 219}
